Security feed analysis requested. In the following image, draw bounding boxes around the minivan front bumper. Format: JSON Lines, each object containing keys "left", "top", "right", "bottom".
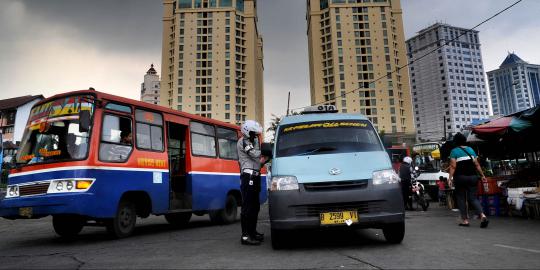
{"left": 268, "top": 183, "right": 404, "bottom": 230}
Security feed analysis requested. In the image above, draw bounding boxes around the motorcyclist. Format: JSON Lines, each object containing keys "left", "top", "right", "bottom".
{"left": 399, "top": 156, "right": 413, "bottom": 210}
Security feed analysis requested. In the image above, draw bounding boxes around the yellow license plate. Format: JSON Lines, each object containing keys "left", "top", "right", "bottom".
{"left": 320, "top": 211, "right": 359, "bottom": 225}
{"left": 19, "top": 207, "right": 33, "bottom": 218}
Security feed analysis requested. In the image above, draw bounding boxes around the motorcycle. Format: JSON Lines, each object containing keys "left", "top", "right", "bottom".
{"left": 411, "top": 167, "right": 429, "bottom": 211}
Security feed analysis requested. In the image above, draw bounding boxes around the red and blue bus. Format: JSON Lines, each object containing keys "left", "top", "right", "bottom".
{"left": 0, "top": 89, "right": 267, "bottom": 238}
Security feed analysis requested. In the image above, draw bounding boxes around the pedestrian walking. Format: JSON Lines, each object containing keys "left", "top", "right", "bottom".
{"left": 399, "top": 156, "right": 413, "bottom": 210}
{"left": 237, "top": 120, "right": 267, "bottom": 245}
{"left": 448, "top": 133, "right": 489, "bottom": 228}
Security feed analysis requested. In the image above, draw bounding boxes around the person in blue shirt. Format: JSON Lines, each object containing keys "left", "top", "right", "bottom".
{"left": 448, "top": 133, "right": 489, "bottom": 228}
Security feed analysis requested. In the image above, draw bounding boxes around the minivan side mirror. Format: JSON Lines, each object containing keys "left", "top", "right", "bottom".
{"left": 79, "top": 110, "right": 91, "bottom": 133}
{"left": 261, "top": 143, "right": 274, "bottom": 158}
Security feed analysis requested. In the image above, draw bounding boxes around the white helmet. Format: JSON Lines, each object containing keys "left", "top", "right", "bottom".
{"left": 241, "top": 120, "right": 263, "bottom": 137}
{"left": 403, "top": 156, "right": 413, "bottom": 164}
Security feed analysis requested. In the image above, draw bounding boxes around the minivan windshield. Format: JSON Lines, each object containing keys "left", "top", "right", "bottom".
{"left": 276, "top": 120, "right": 382, "bottom": 157}
{"left": 16, "top": 95, "right": 94, "bottom": 165}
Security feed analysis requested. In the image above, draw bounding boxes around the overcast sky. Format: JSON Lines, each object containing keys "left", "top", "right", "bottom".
{"left": 1, "top": 0, "right": 538, "bottom": 130}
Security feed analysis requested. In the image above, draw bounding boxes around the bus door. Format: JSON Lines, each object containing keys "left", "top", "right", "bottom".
{"left": 167, "top": 122, "right": 192, "bottom": 210}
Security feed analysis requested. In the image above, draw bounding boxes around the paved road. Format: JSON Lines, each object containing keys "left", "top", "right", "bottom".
{"left": 0, "top": 204, "right": 539, "bottom": 269}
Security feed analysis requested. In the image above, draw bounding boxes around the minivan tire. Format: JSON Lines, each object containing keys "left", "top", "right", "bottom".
{"left": 165, "top": 212, "right": 192, "bottom": 227}
{"left": 383, "top": 221, "right": 405, "bottom": 244}
{"left": 271, "top": 228, "right": 289, "bottom": 250}
{"left": 209, "top": 194, "right": 238, "bottom": 224}
{"left": 52, "top": 215, "right": 85, "bottom": 238}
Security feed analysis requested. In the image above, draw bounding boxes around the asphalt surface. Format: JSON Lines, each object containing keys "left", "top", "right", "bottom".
{"left": 0, "top": 204, "right": 539, "bottom": 269}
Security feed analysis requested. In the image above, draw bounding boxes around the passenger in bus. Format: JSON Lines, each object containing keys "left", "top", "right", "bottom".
{"left": 120, "top": 131, "right": 132, "bottom": 145}
{"left": 237, "top": 120, "right": 266, "bottom": 245}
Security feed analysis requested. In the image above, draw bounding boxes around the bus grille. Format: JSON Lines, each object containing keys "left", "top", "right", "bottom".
{"left": 292, "top": 201, "right": 383, "bottom": 217}
{"left": 19, "top": 182, "right": 50, "bottom": 196}
{"left": 303, "top": 180, "right": 368, "bottom": 191}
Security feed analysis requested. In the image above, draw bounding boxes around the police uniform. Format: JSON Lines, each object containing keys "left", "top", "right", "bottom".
{"left": 237, "top": 136, "right": 263, "bottom": 244}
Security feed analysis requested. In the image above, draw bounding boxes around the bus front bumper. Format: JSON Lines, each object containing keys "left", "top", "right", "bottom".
{"left": 0, "top": 193, "right": 102, "bottom": 219}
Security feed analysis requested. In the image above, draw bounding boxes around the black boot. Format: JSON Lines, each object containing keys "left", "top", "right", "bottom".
{"left": 241, "top": 235, "right": 261, "bottom": 245}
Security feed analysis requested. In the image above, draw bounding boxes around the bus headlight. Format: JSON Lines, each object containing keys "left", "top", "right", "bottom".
{"left": 271, "top": 176, "right": 299, "bottom": 191}
{"left": 6, "top": 185, "right": 19, "bottom": 198}
{"left": 373, "top": 170, "right": 400, "bottom": 185}
{"left": 47, "top": 179, "right": 94, "bottom": 194}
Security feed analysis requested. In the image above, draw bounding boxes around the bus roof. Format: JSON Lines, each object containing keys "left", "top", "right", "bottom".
{"left": 34, "top": 89, "right": 240, "bottom": 130}
{"left": 280, "top": 113, "right": 369, "bottom": 126}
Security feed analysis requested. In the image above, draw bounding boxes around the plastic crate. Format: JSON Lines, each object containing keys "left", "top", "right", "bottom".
{"left": 477, "top": 177, "right": 501, "bottom": 195}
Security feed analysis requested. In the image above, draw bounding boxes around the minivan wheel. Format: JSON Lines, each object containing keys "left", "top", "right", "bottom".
{"left": 271, "top": 228, "right": 289, "bottom": 250}
{"left": 382, "top": 221, "right": 405, "bottom": 244}
{"left": 165, "top": 212, "right": 192, "bottom": 227}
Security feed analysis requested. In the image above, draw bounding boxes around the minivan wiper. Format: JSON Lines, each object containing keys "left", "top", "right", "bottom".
{"left": 298, "top": 146, "right": 336, "bottom": 156}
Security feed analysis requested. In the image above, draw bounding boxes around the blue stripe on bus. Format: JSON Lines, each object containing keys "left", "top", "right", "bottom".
{"left": 3, "top": 169, "right": 267, "bottom": 218}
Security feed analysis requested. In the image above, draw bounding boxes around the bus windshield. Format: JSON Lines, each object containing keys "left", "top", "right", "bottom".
{"left": 276, "top": 120, "right": 382, "bottom": 157}
{"left": 412, "top": 142, "right": 442, "bottom": 172}
{"left": 16, "top": 95, "right": 94, "bottom": 165}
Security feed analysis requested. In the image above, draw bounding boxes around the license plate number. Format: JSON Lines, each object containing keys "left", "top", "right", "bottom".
{"left": 320, "top": 211, "right": 358, "bottom": 225}
{"left": 19, "top": 207, "right": 33, "bottom": 218}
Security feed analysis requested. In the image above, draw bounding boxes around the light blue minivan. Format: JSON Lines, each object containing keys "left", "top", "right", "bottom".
{"left": 266, "top": 106, "right": 405, "bottom": 249}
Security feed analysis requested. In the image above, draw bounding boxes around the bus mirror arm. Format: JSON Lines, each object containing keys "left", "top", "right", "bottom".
{"left": 79, "top": 110, "right": 91, "bottom": 133}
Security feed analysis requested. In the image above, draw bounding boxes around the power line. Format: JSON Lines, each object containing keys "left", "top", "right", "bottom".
{"left": 290, "top": 0, "right": 523, "bottom": 113}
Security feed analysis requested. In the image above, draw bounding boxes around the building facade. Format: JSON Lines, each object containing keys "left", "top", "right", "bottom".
{"left": 487, "top": 53, "right": 540, "bottom": 116}
{"left": 0, "top": 95, "right": 43, "bottom": 143}
{"left": 407, "top": 23, "right": 490, "bottom": 142}
{"left": 161, "top": 0, "right": 264, "bottom": 126}
{"left": 307, "top": 0, "right": 414, "bottom": 134}
{"left": 141, "top": 64, "right": 161, "bottom": 105}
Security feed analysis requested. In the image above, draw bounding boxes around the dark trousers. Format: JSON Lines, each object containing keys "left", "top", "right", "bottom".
{"left": 401, "top": 182, "right": 412, "bottom": 209}
{"left": 240, "top": 173, "right": 261, "bottom": 237}
{"left": 454, "top": 175, "right": 484, "bottom": 220}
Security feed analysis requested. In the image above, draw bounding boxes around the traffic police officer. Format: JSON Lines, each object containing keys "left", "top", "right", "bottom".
{"left": 237, "top": 120, "right": 266, "bottom": 245}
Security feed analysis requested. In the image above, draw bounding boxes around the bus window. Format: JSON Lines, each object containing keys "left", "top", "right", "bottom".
{"left": 217, "top": 127, "right": 238, "bottom": 160}
{"left": 135, "top": 110, "right": 164, "bottom": 151}
{"left": 190, "top": 122, "right": 216, "bottom": 157}
{"left": 99, "top": 114, "right": 133, "bottom": 162}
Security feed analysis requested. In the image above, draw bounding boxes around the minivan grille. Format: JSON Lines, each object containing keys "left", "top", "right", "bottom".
{"left": 292, "top": 201, "right": 383, "bottom": 217}
{"left": 303, "top": 180, "right": 368, "bottom": 191}
{"left": 19, "top": 182, "right": 50, "bottom": 196}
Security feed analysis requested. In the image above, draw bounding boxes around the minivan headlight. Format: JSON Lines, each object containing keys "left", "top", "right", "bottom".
{"left": 6, "top": 185, "right": 19, "bottom": 198}
{"left": 271, "top": 176, "right": 299, "bottom": 191}
{"left": 373, "top": 169, "right": 400, "bottom": 185}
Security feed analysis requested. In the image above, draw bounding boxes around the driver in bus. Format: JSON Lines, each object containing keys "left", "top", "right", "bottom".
{"left": 237, "top": 120, "right": 267, "bottom": 245}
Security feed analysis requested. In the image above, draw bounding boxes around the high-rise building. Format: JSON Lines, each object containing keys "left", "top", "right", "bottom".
{"left": 487, "top": 53, "right": 540, "bottom": 116}
{"left": 161, "top": 0, "right": 264, "bottom": 126}
{"left": 141, "top": 64, "right": 161, "bottom": 105}
{"left": 306, "top": 0, "right": 414, "bottom": 134}
{"left": 407, "top": 23, "right": 489, "bottom": 142}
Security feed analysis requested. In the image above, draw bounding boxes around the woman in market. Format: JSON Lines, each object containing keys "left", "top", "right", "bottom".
{"left": 448, "top": 132, "right": 489, "bottom": 228}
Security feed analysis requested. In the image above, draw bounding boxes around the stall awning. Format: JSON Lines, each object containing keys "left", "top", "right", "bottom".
{"left": 472, "top": 116, "right": 531, "bottom": 135}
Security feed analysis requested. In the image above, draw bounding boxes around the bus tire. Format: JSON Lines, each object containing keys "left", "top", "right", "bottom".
{"left": 271, "top": 229, "right": 289, "bottom": 250}
{"left": 106, "top": 199, "right": 136, "bottom": 238}
{"left": 165, "top": 212, "right": 192, "bottom": 227}
{"left": 383, "top": 221, "right": 405, "bottom": 244}
{"left": 209, "top": 194, "right": 238, "bottom": 224}
{"left": 52, "top": 215, "right": 84, "bottom": 238}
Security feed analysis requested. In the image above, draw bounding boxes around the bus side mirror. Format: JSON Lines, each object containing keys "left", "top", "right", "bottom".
{"left": 261, "top": 143, "right": 273, "bottom": 158}
{"left": 79, "top": 110, "right": 91, "bottom": 133}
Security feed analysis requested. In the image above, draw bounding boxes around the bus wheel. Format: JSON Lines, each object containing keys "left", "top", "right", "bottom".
{"left": 382, "top": 221, "right": 405, "bottom": 244}
{"left": 165, "top": 212, "right": 192, "bottom": 227}
{"left": 106, "top": 199, "right": 136, "bottom": 238}
{"left": 209, "top": 194, "right": 238, "bottom": 224}
{"left": 52, "top": 215, "right": 85, "bottom": 238}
